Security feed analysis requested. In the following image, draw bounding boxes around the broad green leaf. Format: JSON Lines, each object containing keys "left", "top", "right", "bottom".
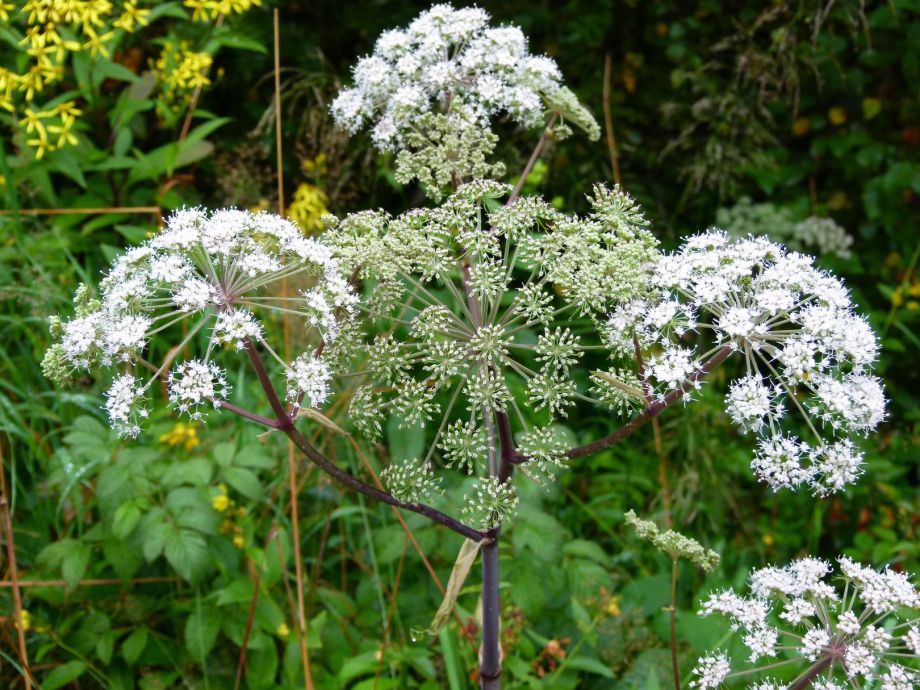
{"left": 223, "top": 466, "right": 263, "bottom": 501}
{"left": 43, "top": 661, "right": 86, "bottom": 690}
{"left": 122, "top": 627, "right": 149, "bottom": 665}
{"left": 185, "top": 604, "right": 221, "bottom": 661}
{"left": 164, "top": 528, "right": 209, "bottom": 582}
{"left": 112, "top": 500, "right": 142, "bottom": 540}
{"left": 246, "top": 645, "right": 279, "bottom": 689}
{"left": 565, "top": 656, "right": 615, "bottom": 678}
{"left": 96, "top": 631, "right": 115, "bottom": 665}
{"left": 142, "top": 508, "right": 170, "bottom": 562}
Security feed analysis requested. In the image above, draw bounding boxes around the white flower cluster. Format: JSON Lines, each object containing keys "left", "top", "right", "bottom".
{"left": 693, "top": 557, "right": 920, "bottom": 690}
{"left": 330, "top": 3, "right": 599, "bottom": 152}
{"left": 45, "top": 208, "right": 355, "bottom": 436}
{"left": 717, "top": 198, "right": 854, "bottom": 260}
{"left": 608, "top": 230, "right": 886, "bottom": 495}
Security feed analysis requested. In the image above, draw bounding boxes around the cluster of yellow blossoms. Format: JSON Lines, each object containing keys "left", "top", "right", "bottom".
{"left": 287, "top": 154, "right": 331, "bottom": 232}
{"left": 158, "top": 421, "right": 201, "bottom": 451}
{"left": 212, "top": 484, "right": 248, "bottom": 549}
{"left": 2, "top": 0, "right": 260, "bottom": 157}
{"left": 151, "top": 40, "right": 213, "bottom": 107}
{"left": 1, "top": 1, "right": 151, "bottom": 156}
{"left": 182, "top": 0, "right": 260, "bottom": 22}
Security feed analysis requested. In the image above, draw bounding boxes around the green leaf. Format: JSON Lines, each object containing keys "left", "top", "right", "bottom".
{"left": 38, "top": 539, "right": 91, "bottom": 589}
{"left": 223, "top": 466, "right": 263, "bottom": 501}
{"left": 338, "top": 651, "right": 380, "bottom": 684}
{"left": 95, "top": 60, "right": 139, "bottom": 82}
{"left": 246, "top": 645, "right": 279, "bottom": 689}
{"left": 162, "top": 458, "right": 213, "bottom": 487}
{"left": 96, "top": 631, "right": 115, "bottom": 665}
{"left": 122, "top": 627, "right": 149, "bottom": 665}
{"left": 102, "top": 539, "right": 142, "bottom": 580}
{"left": 164, "top": 528, "right": 209, "bottom": 583}
{"left": 185, "top": 604, "right": 221, "bottom": 662}
{"left": 142, "top": 508, "right": 170, "bottom": 562}
{"left": 43, "top": 661, "right": 86, "bottom": 690}
{"left": 112, "top": 500, "right": 142, "bottom": 540}
{"left": 213, "top": 442, "right": 237, "bottom": 468}
{"left": 565, "top": 656, "right": 614, "bottom": 678}
{"left": 235, "top": 444, "right": 274, "bottom": 469}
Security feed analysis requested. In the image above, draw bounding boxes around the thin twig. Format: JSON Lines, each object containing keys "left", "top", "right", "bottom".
{"left": 0, "top": 206, "right": 160, "bottom": 216}
{"left": 373, "top": 537, "right": 408, "bottom": 687}
{"left": 179, "top": 14, "right": 225, "bottom": 142}
{"left": 274, "top": 9, "right": 286, "bottom": 219}
{"left": 668, "top": 559, "right": 681, "bottom": 690}
{"left": 603, "top": 53, "right": 622, "bottom": 185}
{"left": 0, "top": 576, "right": 178, "bottom": 588}
{"left": 0, "top": 448, "right": 32, "bottom": 689}
{"left": 563, "top": 346, "right": 734, "bottom": 460}
{"left": 509, "top": 114, "right": 557, "bottom": 203}
{"left": 233, "top": 531, "right": 273, "bottom": 690}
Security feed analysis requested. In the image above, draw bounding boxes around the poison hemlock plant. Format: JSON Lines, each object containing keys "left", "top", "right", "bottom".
{"left": 42, "top": 4, "right": 891, "bottom": 690}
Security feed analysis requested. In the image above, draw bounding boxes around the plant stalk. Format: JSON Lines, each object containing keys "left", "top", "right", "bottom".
{"left": 480, "top": 531, "right": 501, "bottom": 690}
{"left": 669, "top": 558, "right": 681, "bottom": 690}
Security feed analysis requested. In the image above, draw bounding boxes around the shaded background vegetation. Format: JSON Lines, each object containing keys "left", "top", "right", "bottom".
{"left": 1, "top": 0, "right": 918, "bottom": 688}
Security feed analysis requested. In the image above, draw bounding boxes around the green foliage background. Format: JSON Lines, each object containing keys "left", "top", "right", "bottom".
{"left": 1, "top": 1, "right": 918, "bottom": 688}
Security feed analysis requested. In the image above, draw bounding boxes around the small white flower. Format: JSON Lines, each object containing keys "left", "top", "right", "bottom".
{"left": 104, "top": 374, "right": 149, "bottom": 438}
{"left": 168, "top": 359, "right": 228, "bottom": 420}
{"left": 212, "top": 309, "right": 263, "bottom": 351}
{"left": 285, "top": 354, "right": 331, "bottom": 410}
{"left": 689, "top": 653, "right": 731, "bottom": 690}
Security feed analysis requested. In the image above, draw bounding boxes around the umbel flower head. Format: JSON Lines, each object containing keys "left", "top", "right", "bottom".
{"left": 43, "top": 208, "right": 355, "bottom": 437}
{"left": 691, "top": 557, "right": 920, "bottom": 690}
{"left": 323, "top": 180, "right": 657, "bottom": 516}
{"left": 607, "top": 230, "right": 886, "bottom": 495}
{"left": 330, "top": 3, "right": 599, "bottom": 194}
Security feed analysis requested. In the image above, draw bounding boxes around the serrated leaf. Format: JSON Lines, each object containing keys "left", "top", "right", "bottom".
{"left": 223, "top": 466, "right": 263, "bottom": 501}
{"left": 162, "top": 458, "right": 213, "bottom": 487}
{"left": 213, "top": 442, "right": 237, "bottom": 467}
{"left": 164, "top": 528, "right": 209, "bottom": 583}
{"left": 112, "top": 500, "right": 142, "bottom": 540}
{"left": 185, "top": 604, "right": 221, "bottom": 661}
{"left": 142, "top": 509, "right": 170, "bottom": 562}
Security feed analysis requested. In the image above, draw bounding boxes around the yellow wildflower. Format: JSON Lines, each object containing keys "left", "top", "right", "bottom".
{"left": 301, "top": 152, "right": 327, "bottom": 178}
{"left": 83, "top": 27, "right": 114, "bottom": 59}
{"left": 762, "top": 533, "right": 775, "bottom": 546}
{"left": 287, "top": 183, "right": 329, "bottom": 233}
{"left": 159, "top": 422, "right": 200, "bottom": 450}
{"left": 0, "top": 2, "right": 13, "bottom": 22}
{"left": 232, "top": 534, "right": 245, "bottom": 548}
{"left": 114, "top": 1, "right": 150, "bottom": 31}
{"left": 15, "top": 609, "right": 32, "bottom": 631}
{"left": 828, "top": 107, "right": 847, "bottom": 126}
{"left": 276, "top": 623, "right": 290, "bottom": 637}
{"left": 212, "top": 494, "right": 231, "bottom": 512}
